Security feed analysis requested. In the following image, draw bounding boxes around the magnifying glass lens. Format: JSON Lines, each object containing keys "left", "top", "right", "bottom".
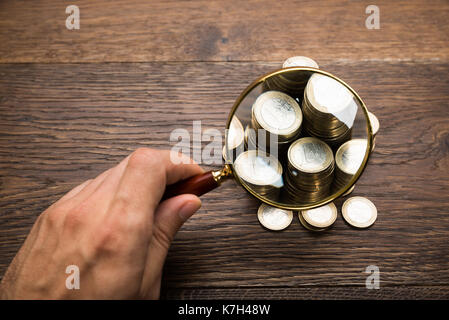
{"left": 225, "top": 68, "right": 372, "bottom": 210}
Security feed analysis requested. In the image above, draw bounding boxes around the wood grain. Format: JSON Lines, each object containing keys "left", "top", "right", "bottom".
{"left": 161, "top": 286, "right": 449, "bottom": 300}
{"left": 1, "top": 61, "right": 448, "bottom": 299}
{"left": 0, "top": 0, "right": 448, "bottom": 63}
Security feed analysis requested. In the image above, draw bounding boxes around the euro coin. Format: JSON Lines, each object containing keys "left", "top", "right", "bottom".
{"left": 288, "top": 137, "right": 333, "bottom": 173}
{"left": 234, "top": 150, "right": 283, "bottom": 200}
{"left": 252, "top": 91, "right": 302, "bottom": 142}
{"left": 297, "top": 211, "right": 326, "bottom": 232}
{"left": 223, "top": 116, "right": 245, "bottom": 162}
{"left": 335, "top": 139, "right": 367, "bottom": 175}
{"left": 302, "top": 73, "right": 357, "bottom": 147}
{"left": 301, "top": 202, "right": 337, "bottom": 229}
{"left": 257, "top": 203, "right": 293, "bottom": 231}
{"left": 282, "top": 56, "right": 319, "bottom": 69}
{"left": 368, "top": 111, "right": 379, "bottom": 151}
{"left": 342, "top": 196, "right": 377, "bottom": 228}
{"left": 285, "top": 137, "right": 334, "bottom": 203}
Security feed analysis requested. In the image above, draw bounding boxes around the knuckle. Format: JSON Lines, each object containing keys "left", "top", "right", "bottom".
{"left": 128, "top": 148, "right": 159, "bottom": 169}
{"left": 42, "top": 209, "right": 61, "bottom": 227}
{"left": 110, "top": 198, "right": 148, "bottom": 233}
{"left": 62, "top": 202, "right": 90, "bottom": 230}
{"left": 92, "top": 224, "right": 123, "bottom": 255}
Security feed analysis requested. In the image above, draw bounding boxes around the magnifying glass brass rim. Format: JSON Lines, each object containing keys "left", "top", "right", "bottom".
{"left": 162, "top": 67, "right": 373, "bottom": 210}
{"left": 224, "top": 66, "right": 374, "bottom": 211}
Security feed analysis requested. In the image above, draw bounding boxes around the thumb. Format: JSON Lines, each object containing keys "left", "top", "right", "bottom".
{"left": 152, "top": 194, "right": 201, "bottom": 252}
{"left": 141, "top": 194, "right": 201, "bottom": 298}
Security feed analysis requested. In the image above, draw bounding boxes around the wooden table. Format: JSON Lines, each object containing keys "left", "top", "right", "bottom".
{"left": 1, "top": 0, "right": 448, "bottom": 299}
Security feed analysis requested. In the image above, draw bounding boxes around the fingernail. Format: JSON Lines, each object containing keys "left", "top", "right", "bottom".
{"left": 179, "top": 198, "right": 202, "bottom": 222}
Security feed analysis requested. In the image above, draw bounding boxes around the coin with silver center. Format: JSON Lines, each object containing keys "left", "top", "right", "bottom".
{"left": 306, "top": 73, "right": 354, "bottom": 115}
{"left": 342, "top": 196, "right": 377, "bottom": 228}
{"left": 282, "top": 56, "right": 319, "bottom": 69}
{"left": 336, "top": 139, "right": 368, "bottom": 175}
{"left": 368, "top": 111, "right": 380, "bottom": 136}
{"left": 301, "top": 202, "right": 337, "bottom": 228}
{"left": 226, "top": 116, "right": 245, "bottom": 150}
{"left": 257, "top": 203, "right": 293, "bottom": 231}
{"left": 288, "top": 137, "right": 333, "bottom": 173}
{"left": 252, "top": 91, "right": 302, "bottom": 136}
{"left": 234, "top": 150, "right": 283, "bottom": 187}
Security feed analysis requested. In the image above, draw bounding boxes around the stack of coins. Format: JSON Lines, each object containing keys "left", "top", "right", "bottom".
{"left": 233, "top": 150, "right": 283, "bottom": 200}
{"left": 298, "top": 202, "right": 338, "bottom": 231}
{"left": 284, "top": 137, "right": 334, "bottom": 203}
{"left": 302, "top": 73, "right": 358, "bottom": 148}
{"left": 263, "top": 73, "right": 311, "bottom": 102}
{"left": 223, "top": 116, "right": 245, "bottom": 163}
{"left": 247, "top": 91, "right": 302, "bottom": 156}
{"left": 262, "top": 56, "right": 318, "bottom": 101}
{"left": 333, "top": 139, "right": 368, "bottom": 194}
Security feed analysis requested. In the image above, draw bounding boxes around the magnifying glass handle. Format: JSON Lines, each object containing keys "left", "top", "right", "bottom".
{"left": 162, "top": 166, "right": 231, "bottom": 201}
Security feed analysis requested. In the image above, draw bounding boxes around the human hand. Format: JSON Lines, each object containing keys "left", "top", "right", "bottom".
{"left": 0, "top": 148, "right": 203, "bottom": 299}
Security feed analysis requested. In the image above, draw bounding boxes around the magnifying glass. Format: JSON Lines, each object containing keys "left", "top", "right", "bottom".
{"left": 163, "top": 67, "right": 373, "bottom": 211}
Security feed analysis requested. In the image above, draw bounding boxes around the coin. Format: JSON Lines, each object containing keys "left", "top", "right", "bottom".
{"left": 335, "top": 139, "right": 367, "bottom": 175}
{"left": 342, "top": 196, "right": 377, "bottom": 228}
{"left": 284, "top": 137, "right": 334, "bottom": 203}
{"left": 306, "top": 73, "right": 355, "bottom": 115}
{"left": 257, "top": 203, "right": 293, "bottom": 231}
{"left": 368, "top": 112, "right": 379, "bottom": 137}
{"left": 252, "top": 91, "right": 302, "bottom": 139}
{"left": 223, "top": 116, "right": 245, "bottom": 163}
{"left": 283, "top": 56, "right": 319, "bottom": 69}
{"left": 288, "top": 137, "right": 333, "bottom": 173}
{"left": 262, "top": 68, "right": 312, "bottom": 102}
{"left": 332, "top": 139, "right": 368, "bottom": 193}
{"left": 368, "top": 111, "right": 379, "bottom": 151}
{"left": 226, "top": 116, "right": 245, "bottom": 149}
{"left": 301, "top": 202, "right": 337, "bottom": 229}
{"left": 302, "top": 73, "right": 358, "bottom": 147}
{"left": 297, "top": 211, "right": 326, "bottom": 231}
{"left": 233, "top": 150, "right": 283, "bottom": 200}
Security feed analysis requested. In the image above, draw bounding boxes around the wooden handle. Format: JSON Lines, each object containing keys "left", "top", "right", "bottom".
{"left": 162, "top": 171, "right": 219, "bottom": 201}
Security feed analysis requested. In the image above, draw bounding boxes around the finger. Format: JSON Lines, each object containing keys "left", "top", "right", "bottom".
{"left": 109, "top": 149, "right": 203, "bottom": 221}
{"left": 67, "top": 154, "right": 132, "bottom": 208}
{"left": 58, "top": 179, "right": 92, "bottom": 203}
{"left": 141, "top": 194, "right": 201, "bottom": 296}
{"left": 153, "top": 194, "right": 202, "bottom": 248}
{"left": 162, "top": 150, "right": 204, "bottom": 185}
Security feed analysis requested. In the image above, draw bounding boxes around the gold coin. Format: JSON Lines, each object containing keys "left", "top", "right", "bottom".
{"left": 288, "top": 137, "right": 333, "bottom": 173}
{"left": 282, "top": 56, "right": 319, "bottom": 69}
{"left": 225, "top": 116, "right": 245, "bottom": 150}
{"left": 342, "top": 196, "right": 377, "bottom": 228}
{"left": 297, "top": 211, "right": 327, "bottom": 232}
{"left": 368, "top": 111, "right": 380, "bottom": 136}
{"left": 305, "top": 73, "right": 355, "bottom": 116}
{"left": 257, "top": 203, "right": 293, "bottom": 231}
{"left": 252, "top": 91, "right": 302, "bottom": 137}
{"left": 301, "top": 202, "right": 337, "bottom": 228}
{"left": 234, "top": 150, "right": 283, "bottom": 187}
{"left": 335, "top": 139, "right": 368, "bottom": 175}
